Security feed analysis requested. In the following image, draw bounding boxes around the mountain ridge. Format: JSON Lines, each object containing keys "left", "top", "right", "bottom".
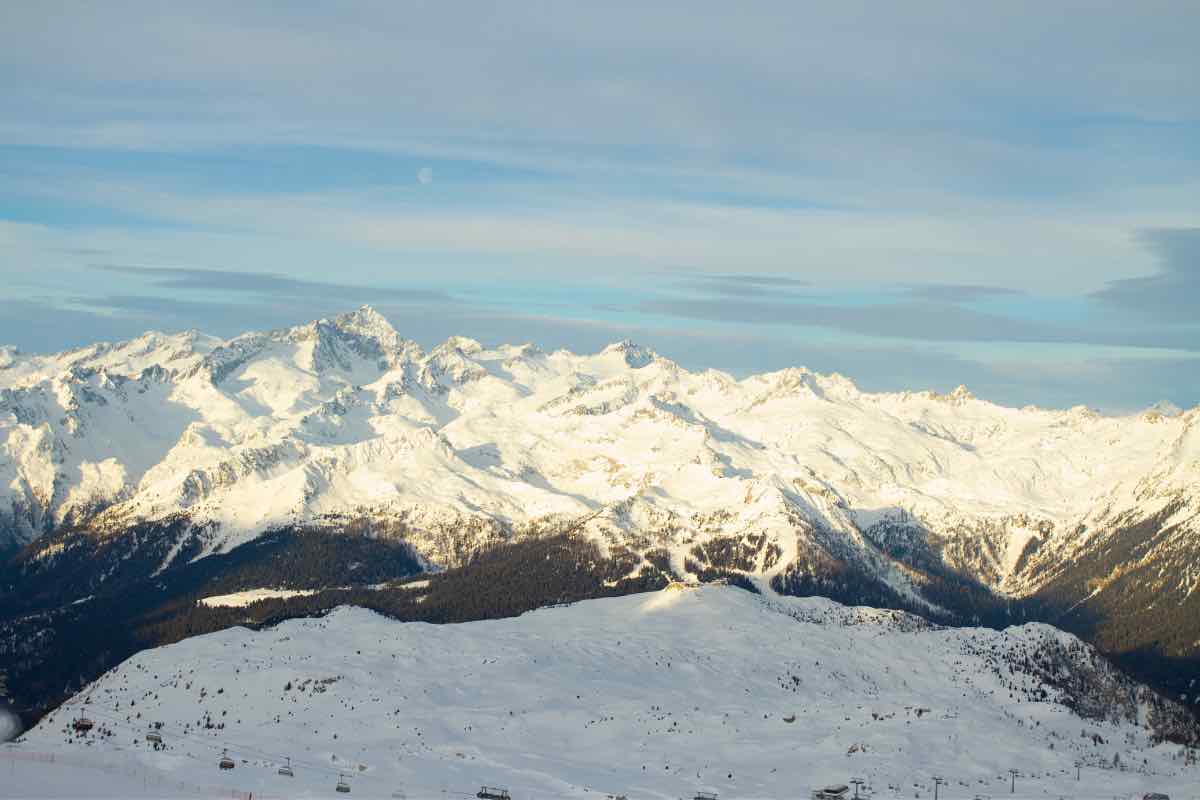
{"left": 2, "top": 306, "right": 1199, "bottom": 669}
{"left": 0, "top": 307, "right": 1195, "bottom": 606}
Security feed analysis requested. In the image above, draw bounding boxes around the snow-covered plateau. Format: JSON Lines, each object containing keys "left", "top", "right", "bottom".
{"left": 7, "top": 585, "right": 1197, "bottom": 799}
{"left": 2, "top": 305, "right": 1197, "bottom": 610}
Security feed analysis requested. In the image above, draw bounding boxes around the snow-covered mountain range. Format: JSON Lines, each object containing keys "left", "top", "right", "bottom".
{"left": 8, "top": 586, "right": 1197, "bottom": 799}
{"left": 3, "top": 306, "right": 1197, "bottom": 612}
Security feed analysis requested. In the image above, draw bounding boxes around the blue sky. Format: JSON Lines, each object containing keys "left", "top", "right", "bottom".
{"left": 1, "top": 2, "right": 1197, "bottom": 411}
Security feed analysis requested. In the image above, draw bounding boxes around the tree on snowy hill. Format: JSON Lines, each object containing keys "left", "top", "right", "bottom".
{"left": 0, "top": 524, "right": 426, "bottom": 727}
{"left": 683, "top": 558, "right": 760, "bottom": 593}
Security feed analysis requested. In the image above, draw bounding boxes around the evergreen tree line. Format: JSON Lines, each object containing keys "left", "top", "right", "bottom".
{"left": 0, "top": 527, "right": 670, "bottom": 732}
{"left": 2, "top": 508, "right": 1198, "bottom": 743}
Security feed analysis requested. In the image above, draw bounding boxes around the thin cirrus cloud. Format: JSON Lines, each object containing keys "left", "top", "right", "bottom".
{"left": 95, "top": 264, "right": 454, "bottom": 304}
{"left": 639, "top": 296, "right": 1071, "bottom": 344}
{"left": 0, "top": 3, "right": 1197, "bottom": 409}
{"left": 897, "top": 284, "right": 1027, "bottom": 304}
{"left": 675, "top": 273, "right": 812, "bottom": 297}
{"left": 640, "top": 289, "right": 1200, "bottom": 353}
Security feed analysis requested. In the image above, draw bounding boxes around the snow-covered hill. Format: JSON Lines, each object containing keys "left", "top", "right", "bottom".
{"left": 9, "top": 586, "right": 1196, "bottom": 799}
{"left": 3, "top": 306, "right": 1197, "bottom": 610}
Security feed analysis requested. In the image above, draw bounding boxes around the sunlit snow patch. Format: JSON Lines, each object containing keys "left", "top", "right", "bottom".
{"left": 198, "top": 588, "right": 317, "bottom": 608}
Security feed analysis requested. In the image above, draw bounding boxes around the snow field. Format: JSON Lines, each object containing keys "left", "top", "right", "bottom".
{"left": 14, "top": 587, "right": 1197, "bottom": 799}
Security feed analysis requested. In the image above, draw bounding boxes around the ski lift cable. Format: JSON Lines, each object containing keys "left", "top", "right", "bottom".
{"left": 56, "top": 704, "right": 344, "bottom": 778}
{"left": 52, "top": 703, "right": 480, "bottom": 794}
{"left": 61, "top": 682, "right": 667, "bottom": 799}
{"left": 54, "top": 702, "right": 656, "bottom": 799}
{"left": 61, "top": 699, "right": 698, "bottom": 800}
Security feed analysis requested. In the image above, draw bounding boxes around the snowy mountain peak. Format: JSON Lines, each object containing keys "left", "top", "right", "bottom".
{"left": 948, "top": 383, "right": 974, "bottom": 403}
{"left": 436, "top": 335, "right": 485, "bottom": 355}
{"left": 600, "top": 339, "right": 657, "bottom": 368}
{"left": 760, "top": 366, "right": 825, "bottom": 395}
{"left": 0, "top": 329, "right": 218, "bottom": 390}
{"left": 1146, "top": 399, "right": 1184, "bottom": 419}
{"left": 327, "top": 305, "right": 405, "bottom": 348}
{"left": 2, "top": 307, "right": 1198, "bottom": 616}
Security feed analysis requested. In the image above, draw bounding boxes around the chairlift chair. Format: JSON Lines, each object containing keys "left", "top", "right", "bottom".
{"left": 477, "top": 787, "right": 511, "bottom": 800}
{"left": 695, "top": 792, "right": 719, "bottom": 800}
{"left": 72, "top": 717, "right": 94, "bottom": 733}
{"left": 812, "top": 787, "right": 850, "bottom": 800}
{"left": 218, "top": 749, "right": 235, "bottom": 770}
{"left": 145, "top": 732, "right": 163, "bottom": 744}
{"left": 278, "top": 756, "right": 294, "bottom": 777}
{"left": 336, "top": 773, "right": 352, "bottom": 793}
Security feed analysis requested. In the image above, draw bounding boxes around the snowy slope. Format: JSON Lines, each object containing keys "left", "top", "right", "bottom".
{"left": 10, "top": 586, "right": 1197, "bottom": 799}
{"left": 2, "top": 307, "right": 1197, "bottom": 604}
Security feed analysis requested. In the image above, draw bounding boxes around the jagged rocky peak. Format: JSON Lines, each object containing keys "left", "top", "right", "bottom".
{"left": 121, "top": 329, "right": 202, "bottom": 355}
{"left": 273, "top": 306, "right": 422, "bottom": 373}
{"left": 423, "top": 338, "right": 489, "bottom": 386}
{"left": 601, "top": 339, "right": 657, "bottom": 368}
{"left": 289, "top": 306, "right": 402, "bottom": 347}
{"left": 507, "top": 342, "right": 542, "bottom": 357}
{"left": 436, "top": 335, "right": 485, "bottom": 355}
{"left": 765, "top": 367, "right": 823, "bottom": 393}
{"left": 329, "top": 305, "right": 407, "bottom": 348}
{"left": 746, "top": 366, "right": 856, "bottom": 404}
{"left": 0, "top": 329, "right": 214, "bottom": 387}
{"left": 1145, "top": 399, "right": 1184, "bottom": 420}
{"left": 2, "top": 306, "right": 1199, "bottom": 621}
{"left": 816, "top": 370, "right": 859, "bottom": 396}
{"left": 948, "top": 384, "right": 973, "bottom": 402}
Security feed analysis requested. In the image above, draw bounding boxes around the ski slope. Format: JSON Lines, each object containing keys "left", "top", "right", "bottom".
{"left": 10, "top": 586, "right": 1196, "bottom": 799}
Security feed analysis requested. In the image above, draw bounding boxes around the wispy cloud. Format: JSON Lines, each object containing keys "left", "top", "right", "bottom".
{"left": 640, "top": 293, "right": 1199, "bottom": 352}
{"left": 898, "top": 283, "right": 1025, "bottom": 304}
{"left": 676, "top": 273, "right": 811, "bottom": 297}
{"left": 95, "top": 264, "right": 454, "bottom": 304}
{"left": 0, "top": 3, "right": 1197, "bottom": 409}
